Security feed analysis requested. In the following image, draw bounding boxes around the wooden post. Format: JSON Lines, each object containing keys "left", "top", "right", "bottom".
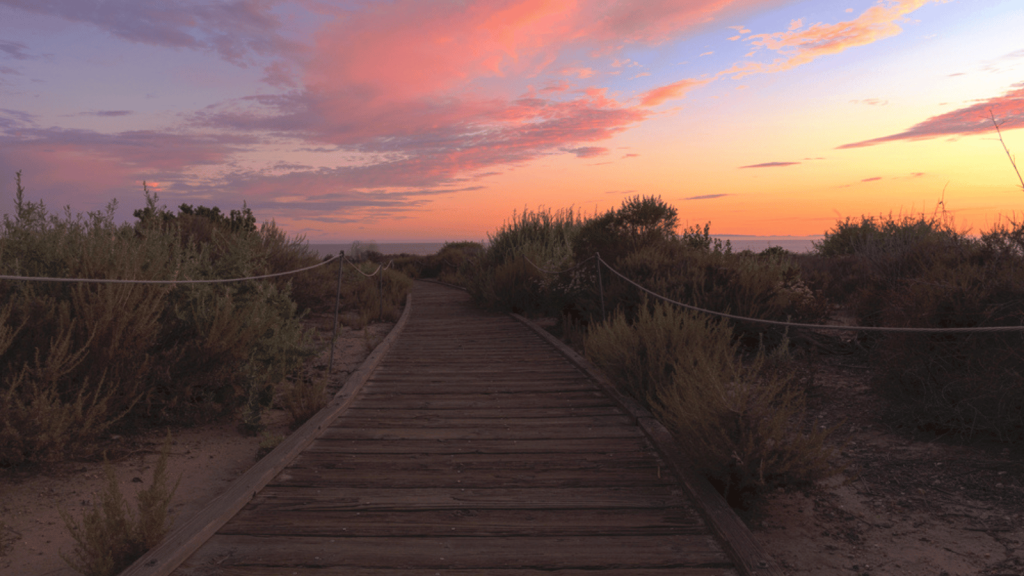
{"left": 328, "top": 250, "right": 344, "bottom": 375}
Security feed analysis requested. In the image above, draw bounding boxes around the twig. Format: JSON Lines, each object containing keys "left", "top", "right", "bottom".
{"left": 989, "top": 109, "right": 1024, "bottom": 191}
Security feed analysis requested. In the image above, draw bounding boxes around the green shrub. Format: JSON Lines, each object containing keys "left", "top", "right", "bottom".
{"left": 474, "top": 256, "right": 548, "bottom": 314}
{"left": 814, "top": 212, "right": 1024, "bottom": 440}
{"left": 585, "top": 301, "right": 834, "bottom": 507}
{"left": 0, "top": 174, "right": 318, "bottom": 464}
{"left": 605, "top": 241, "right": 826, "bottom": 347}
{"left": 574, "top": 195, "right": 678, "bottom": 264}
{"left": 60, "top": 436, "right": 178, "bottom": 576}
{"left": 486, "top": 207, "right": 583, "bottom": 268}
{"left": 341, "top": 265, "right": 412, "bottom": 325}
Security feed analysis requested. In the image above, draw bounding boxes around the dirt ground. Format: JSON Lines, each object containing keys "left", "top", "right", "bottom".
{"left": 3, "top": 310, "right": 1023, "bottom": 576}
{"left": 751, "top": 346, "right": 1024, "bottom": 576}
{"left": 0, "top": 314, "right": 394, "bottom": 576}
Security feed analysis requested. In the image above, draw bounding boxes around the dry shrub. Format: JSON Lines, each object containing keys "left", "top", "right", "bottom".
{"left": 0, "top": 308, "right": 126, "bottom": 465}
{"left": 474, "top": 256, "right": 547, "bottom": 314}
{"left": 408, "top": 241, "right": 485, "bottom": 286}
{"left": 283, "top": 374, "right": 328, "bottom": 429}
{"left": 604, "top": 241, "right": 827, "bottom": 349}
{"left": 339, "top": 265, "right": 412, "bottom": 326}
{"left": 256, "top": 431, "right": 286, "bottom": 460}
{"left": 60, "top": 436, "right": 178, "bottom": 576}
{"left": 586, "top": 301, "right": 835, "bottom": 507}
{"left": 815, "top": 213, "right": 1024, "bottom": 440}
{"left": 0, "top": 174, "right": 316, "bottom": 464}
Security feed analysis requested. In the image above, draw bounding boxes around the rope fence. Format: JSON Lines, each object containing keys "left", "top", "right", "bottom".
{"left": 1, "top": 249, "right": 404, "bottom": 374}
{"left": 521, "top": 252, "right": 1024, "bottom": 334}
{"left": 0, "top": 255, "right": 340, "bottom": 284}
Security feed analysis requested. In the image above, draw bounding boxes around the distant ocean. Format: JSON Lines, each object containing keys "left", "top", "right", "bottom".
{"left": 717, "top": 236, "right": 821, "bottom": 253}
{"left": 310, "top": 236, "right": 820, "bottom": 258}
{"left": 310, "top": 243, "right": 447, "bottom": 257}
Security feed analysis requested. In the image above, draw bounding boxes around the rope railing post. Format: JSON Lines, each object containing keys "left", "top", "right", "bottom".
{"left": 595, "top": 252, "right": 605, "bottom": 322}
{"left": 328, "top": 250, "right": 344, "bottom": 376}
{"left": 378, "top": 267, "right": 384, "bottom": 321}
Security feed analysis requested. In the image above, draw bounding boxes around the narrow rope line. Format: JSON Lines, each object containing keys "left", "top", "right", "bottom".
{"left": 522, "top": 254, "right": 595, "bottom": 275}
{"left": 599, "top": 259, "right": 1024, "bottom": 334}
{"left": 344, "top": 257, "right": 396, "bottom": 277}
{"left": 0, "top": 255, "right": 339, "bottom": 285}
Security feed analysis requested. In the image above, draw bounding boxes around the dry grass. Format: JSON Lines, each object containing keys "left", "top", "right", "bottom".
{"left": 59, "top": 435, "right": 178, "bottom": 576}
{"left": 586, "top": 301, "right": 836, "bottom": 507}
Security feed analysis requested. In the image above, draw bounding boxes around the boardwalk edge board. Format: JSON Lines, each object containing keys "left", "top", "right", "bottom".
{"left": 121, "top": 293, "right": 414, "bottom": 576}
{"left": 511, "top": 312, "right": 784, "bottom": 576}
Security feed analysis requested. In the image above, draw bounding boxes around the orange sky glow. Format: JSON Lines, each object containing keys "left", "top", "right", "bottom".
{"left": 1, "top": 0, "right": 1022, "bottom": 242}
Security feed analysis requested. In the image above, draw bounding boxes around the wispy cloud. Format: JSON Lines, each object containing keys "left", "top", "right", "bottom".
{"left": 850, "top": 98, "right": 888, "bottom": 106}
{"left": 684, "top": 193, "right": 731, "bottom": 199}
{"left": 861, "top": 176, "right": 881, "bottom": 182}
{"left": 640, "top": 1, "right": 937, "bottom": 108}
{"left": 88, "top": 110, "right": 133, "bottom": 117}
{"left": 739, "top": 161, "right": 800, "bottom": 168}
{"left": 839, "top": 85, "right": 1024, "bottom": 148}
{"left": 0, "top": 39, "right": 32, "bottom": 60}
{"left": 720, "top": 1, "right": 941, "bottom": 79}
{"left": 639, "top": 78, "right": 709, "bottom": 107}
{"left": 0, "top": 0, "right": 299, "bottom": 67}
{"left": 564, "top": 146, "right": 608, "bottom": 158}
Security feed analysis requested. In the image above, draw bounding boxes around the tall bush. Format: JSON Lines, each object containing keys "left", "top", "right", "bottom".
{"left": 0, "top": 174, "right": 317, "bottom": 464}
{"left": 815, "top": 213, "right": 1024, "bottom": 439}
{"left": 585, "top": 301, "right": 834, "bottom": 507}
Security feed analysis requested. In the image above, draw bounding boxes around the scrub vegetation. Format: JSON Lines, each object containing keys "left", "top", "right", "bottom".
{"left": 59, "top": 436, "right": 178, "bottom": 576}
{"left": 0, "top": 172, "right": 411, "bottom": 467}
{"left": 413, "top": 193, "right": 1024, "bottom": 506}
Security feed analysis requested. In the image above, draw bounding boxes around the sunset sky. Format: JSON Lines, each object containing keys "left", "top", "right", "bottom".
{"left": 1, "top": 0, "right": 1022, "bottom": 242}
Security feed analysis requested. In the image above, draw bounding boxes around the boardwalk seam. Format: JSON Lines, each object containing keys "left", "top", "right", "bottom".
{"left": 511, "top": 311, "right": 784, "bottom": 576}
{"left": 120, "top": 293, "right": 414, "bottom": 576}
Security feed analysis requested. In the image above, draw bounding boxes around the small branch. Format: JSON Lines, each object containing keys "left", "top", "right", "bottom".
{"left": 989, "top": 109, "right": 1024, "bottom": 192}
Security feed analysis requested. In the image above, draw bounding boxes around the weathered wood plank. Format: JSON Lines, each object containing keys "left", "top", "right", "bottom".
{"left": 341, "top": 406, "right": 627, "bottom": 418}
{"left": 220, "top": 507, "right": 706, "bottom": 537}
{"left": 287, "top": 451, "right": 659, "bottom": 469}
{"left": 349, "top": 394, "right": 616, "bottom": 410}
{"left": 327, "top": 414, "right": 637, "bottom": 428}
{"left": 302, "top": 437, "right": 653, "bottom": 454}
{"left": 187, "top": 566, "right": 739, "bottom": 576}
{"left": 317, "top": 425, "right": 643, "bottom": 441}
{"left": 246, "top": 486, "right": 688, "bottom": 511}
{"left": 270, "top": 465, "right": 674, "bottom": 489}
{"left": 181, "top": 534, "right": 733, "bottom": 570}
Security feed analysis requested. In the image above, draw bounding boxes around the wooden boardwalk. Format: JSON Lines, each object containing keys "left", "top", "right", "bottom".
{"left": 145, "top": 281, "right": 772, "bottom": 575}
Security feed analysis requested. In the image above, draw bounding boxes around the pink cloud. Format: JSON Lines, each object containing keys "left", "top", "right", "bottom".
{"left": 839, "top": 86, "right": 1024, "bottom": 148}
{"left": 639, "top": 78, "right": 709, "bottom": 107}
{"left": 306, "top": 1, "right": 581, "bottom": 104}
{"left": 5, "top": 0, "right": 860, "bottom": 227}
{"left": 576, "top": 0, "right": 790, "bottom": 45}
